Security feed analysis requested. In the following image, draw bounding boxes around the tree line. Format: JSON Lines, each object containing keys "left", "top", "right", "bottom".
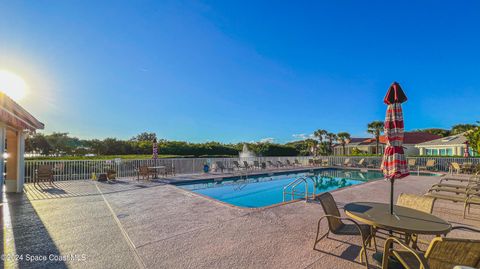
{"left": 25, "top": 122, "right": 479, "bottom": 158}
{"left": 25, "top": 132, "right": 300, "bottom": 157}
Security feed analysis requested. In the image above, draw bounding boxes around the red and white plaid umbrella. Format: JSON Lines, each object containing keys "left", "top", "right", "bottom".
{"left": 381, "top": 82, "right": 409, "bottom": 214}
{"left": 464, "top": 142, "right": 470, "bottom": 158}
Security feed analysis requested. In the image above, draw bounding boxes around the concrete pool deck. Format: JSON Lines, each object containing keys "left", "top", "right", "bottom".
{"left": 2, "top": 173, "right": 479, "bottom": 268}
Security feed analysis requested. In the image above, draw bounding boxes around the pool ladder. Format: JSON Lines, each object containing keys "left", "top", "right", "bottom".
{"left": 234, "top": 171, "right": 249, "bottom": 191}
{"left": 282, "top": 176, "right": 316, "bottom": 202}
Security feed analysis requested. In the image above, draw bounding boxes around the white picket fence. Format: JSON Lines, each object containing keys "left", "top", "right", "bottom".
{"left": 24, "top": 156, "right": 480, "bottom": 183}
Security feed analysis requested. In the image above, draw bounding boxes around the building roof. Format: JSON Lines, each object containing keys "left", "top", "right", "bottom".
{"left": 379, "top": 132, "right": 442, "bottom": 144}
{"left": 341, "top": 132, "right": 441, "bottom": 147}
{"left": 415, "top": 133, "right": 468, "bottom": 147}
{"left": 0, "top": 92, "right": 44, "bottom": 131}
{"left": 346, "top": 138, "right": 370, "bottom": 145}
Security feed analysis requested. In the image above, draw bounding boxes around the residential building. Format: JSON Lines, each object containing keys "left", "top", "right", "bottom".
{"left": 415, "top": 132, "right": 478, "bottom": 156}
{"left": 333, "top": 132, "right": 441, "bottom": 156}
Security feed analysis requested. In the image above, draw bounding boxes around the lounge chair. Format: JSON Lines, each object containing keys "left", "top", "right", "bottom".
{"left": 450, "top": 162, "right": 462, "bottom": 174}
{"left": 462, "top": 162, "right": 475, "bottom": 174}
{"left": 276, "top": 160, "right": 285, "bottom": 167}
{"left": 308, "top": 159, "right": 315, "bottom": 166}
{"left": 215, "top": 161, "right": 232, "bottom": 173}
{"left": 267, "top": 160, "right": 278, "bottom": 168}
{"left": 366, "top": 159, "right": 376, "bottom": 169}
{"left": 243, "top": 161, "right": 252, "bottom": 170}
{"left": 314, "top": 159, "right": 322, "bottom": 166}
{"left": 313, "top": 192, "right": 375, "bottom": 269}
{"left": 425, "top": 187, "right": 480, "bottom": 218}
{"left": 382, "top": 226, "right": 480, "bottom": 269}
{"left": 438, "top": 172, "right": 479, "bottom": 184}
{"left": 321, "top": 159, "right": 329, "bottom": 167}
{"left": 418, "top": 159, "right": 436, "bottom": 171}
{"left": 233, "top": 161, "right": 244, "bottom": 170}
{"left": 35, "top": 165, "right": 54, "bottom": 185}
{"left": 137, "top": 166, "right": 155, "bottom": 181}
{"left": 285, "top": 160, "right": 294, "bottom": 167}
{"left": 294, "top": 159, "right": 302, "bottom": 167}
{"left": 356, "top": 158, "right": 366, "bottom": 167}
{"left": 342, "top": 158, "right": 351, "bottom": 167}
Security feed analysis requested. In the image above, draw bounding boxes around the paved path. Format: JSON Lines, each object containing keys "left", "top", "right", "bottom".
{"left": 2, "top": 174, "right": 479, "bottom": 269}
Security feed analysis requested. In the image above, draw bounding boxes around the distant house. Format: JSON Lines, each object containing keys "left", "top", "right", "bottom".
{"left": 415, "top": 132, "right": 478, "bottom": 156}
{"left": 333, "top": 132, "right": 441, "bottom": 156}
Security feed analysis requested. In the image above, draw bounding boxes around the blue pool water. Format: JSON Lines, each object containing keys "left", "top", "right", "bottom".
{"left": 174, "top": 168, "right": 438, "bottom": 208}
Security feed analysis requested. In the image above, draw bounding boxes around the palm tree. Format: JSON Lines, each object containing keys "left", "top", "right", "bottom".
{"left": 336, "top": 132, "right": 351, "bottom": 155}
{"left": 305, "top": 139, "right": 319, "bottom": 156}
{"left": 367, "top": 121, "right": 384, "bottom": 155}
{"left": 326, "top": 133, "right": 337, "bottom": 154}
{"left": 314, "top": 129, "right": 327, "bottom": 155}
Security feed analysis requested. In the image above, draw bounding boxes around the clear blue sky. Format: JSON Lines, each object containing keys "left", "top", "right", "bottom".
{"left": 1, "top": 1, "right": 479, "bottom": 143}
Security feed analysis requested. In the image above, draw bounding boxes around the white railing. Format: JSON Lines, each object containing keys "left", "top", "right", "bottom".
{"left": 24, "top": 156, "right": 480, "bottom": 183}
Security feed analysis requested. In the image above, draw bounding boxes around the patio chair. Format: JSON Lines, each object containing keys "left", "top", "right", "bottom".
{"left": 164, "top": 164, "right": 176, "bottom": 176}
{"left": 418, "top": 159, "right": 436, "bottom": 171}
{"left": 382, "top": 226, "right": 480, "bottom": 269}
{"left": 106, "top": 169, "right": 117, "bottom": 180}
{"left": 313, "top": 192, "right": 375, "bottom": 269}
{"left": 137, "top": 166, "right": 155, "bottom": 181}
{"left": 397, "top": 193, "right": 435, "bottom": 214}
{"left": 35, "top": 165, "right": 54, "bottom": 185}
{"left": 407, "top": 159, "right": 417, "bottom": 170}
{"left": 294, "top": 159, "right": 302, "bottom": 167}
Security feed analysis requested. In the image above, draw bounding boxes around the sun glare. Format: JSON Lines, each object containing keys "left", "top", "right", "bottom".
{"left": 0, "top": 70, "right": 29, "bottom": 101}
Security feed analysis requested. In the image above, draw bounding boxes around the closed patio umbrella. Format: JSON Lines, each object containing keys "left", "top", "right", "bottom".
{"left": 381, "top": 82, "right": 409, "bottom": 215}
{"left": 152, "top": 138, "right": 158, "bottom": 160}
{"left": 464, "top": 142, "right": 470, "bottom": 158}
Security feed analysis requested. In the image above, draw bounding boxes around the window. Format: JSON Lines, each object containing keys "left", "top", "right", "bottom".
{"left": 432, "top": 149, "right": 439, "bottom": 156}
{"left": 446, "top": 148, "right": 453, "bottom": 156}
{"left": 425, "top": 149, "right": 431, "bottom": 155}
{"left": 440, "top": 149, "right": 446, "bottom": 156}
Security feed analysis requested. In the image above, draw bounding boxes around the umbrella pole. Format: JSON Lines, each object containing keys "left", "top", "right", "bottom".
{"left": 390, "top": 179, "right": 394, "bottom": 215}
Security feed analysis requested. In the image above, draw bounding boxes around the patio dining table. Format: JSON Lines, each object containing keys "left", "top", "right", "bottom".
{"left": 344, "top": 202, "right": 451, "bottom": 266}
{"left": 148, "top": 165, "right": 166, "bottom": 179}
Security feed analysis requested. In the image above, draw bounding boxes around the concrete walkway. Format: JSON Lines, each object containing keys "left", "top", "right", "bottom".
{"left": 2, "top": 174, "right": 479, "bottom": 269}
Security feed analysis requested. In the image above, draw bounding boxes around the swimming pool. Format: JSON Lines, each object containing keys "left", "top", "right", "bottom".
{"left": 174, "top": 168, "right": 439, "bottom": 208}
